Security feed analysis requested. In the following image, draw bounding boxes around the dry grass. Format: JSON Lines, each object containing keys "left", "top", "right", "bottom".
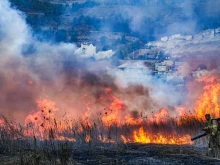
{"left": 0, "top": 114, "right": 210, "bottom": 164}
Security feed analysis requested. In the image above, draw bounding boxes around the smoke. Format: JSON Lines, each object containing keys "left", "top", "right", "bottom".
{"left": 0, "top": 1, "right": 31, "bottom": 55}
{"left": 165, "top": 0, "right": 196, "bottom": 35}
{"left": 1, "top": 0, "right": 220, "bottom": 125}
{"left": 0, "top": 0, "right": 152, "bottom": 122}
{"left": 0, "top": 1, "right": 84, "bottom": 120}
{"left": 109, "top": 60, "right": 185, "bottom": 112}
{"left": 79, "top": 0, "right": 220, "bottom": 40}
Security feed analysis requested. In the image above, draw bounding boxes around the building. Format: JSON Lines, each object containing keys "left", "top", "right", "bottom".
{"left": 78, "top": 43, "right": 96, "bottom": 57}
{"left": 114, "top": 60, "right": 151, "bottom": 85}
{"left": 75, "top": 43, "right": 114, "bottom": 60}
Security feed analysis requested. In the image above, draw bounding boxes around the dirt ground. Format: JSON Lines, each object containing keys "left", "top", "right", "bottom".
{"left": 1, "top": 143, "right": 220, "bottom": 165}
{"left": 71, "top": 144, "right": 220, "bottom": 165}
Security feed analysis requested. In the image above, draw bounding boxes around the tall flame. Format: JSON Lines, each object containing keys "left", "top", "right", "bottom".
{"left": 194, "top": 76, "right": 220, "bottom": 119}
{"left": 24, "top": 98, "right": 75, "bottom": 141}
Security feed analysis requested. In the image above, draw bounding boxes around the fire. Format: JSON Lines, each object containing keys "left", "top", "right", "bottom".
{"left": 24, "top": 98, "right": 75, "bottom": 141}
{"left": 194, "top": 76, "right": 220, "bottom": 119}
{"left": 85, "top": 134, "right": 91, "bottom": 142}
{"left": 124, "top": 115, "right": 143, "bottom": 125}
{"left": 3, "top": 76, "right": 219, "bottom": 145}
{"left": 80, "top": 102, "right": 93, "bottom": 130}
{"left": 122, "top": 126, "right": 192, "bottom": 145}
{"left": 0, "top": 89, "right": 194, "bottom": 145}
{"left": 133, "top": 127, "right": 151, "bottom": 143}
{"left": 99, "top": 135, "right": 115, "bottom": 143}
{"left": 149, "top": 108, "right": 169, "bottom": 124}
{"left": 121, "top": 135, "right": 129, "bottom": 143}
{"left": 101, "top": 88, "right": 126, "bottom": 126}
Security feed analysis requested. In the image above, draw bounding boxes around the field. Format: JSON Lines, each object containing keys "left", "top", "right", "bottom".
{"left": 0, "top": 114, "right": 219, "bottom": 165}
{"left": 0, "top": 142, "right": 220, "bottom": 165}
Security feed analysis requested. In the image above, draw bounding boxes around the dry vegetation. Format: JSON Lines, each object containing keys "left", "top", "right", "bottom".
{"left": 0, "top": 114, "right": 219, "bottom": 165}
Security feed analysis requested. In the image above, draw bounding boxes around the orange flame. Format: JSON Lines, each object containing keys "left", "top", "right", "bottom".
{"left": 122, "top": 126, "right": 192, "bottom": 145}
{"left": 99, "top": 135, "right": 115, "bottom": 143}
{"left": 85, "top": 134, "right": 91, "bottom": 143}
{"left": 24, "top": 98, "right": 75, "bottom": 141}
{"left": 149, "top": 108, "right": 169, "bottom": 124}
{"left": 194, "top": 76, "right": 220, "bottom": 119}
{"left": 4, "top": 76, "right": 219, "bottom": 145}
{"left": 101, "top": 88, "right": 126, "bottom": 126}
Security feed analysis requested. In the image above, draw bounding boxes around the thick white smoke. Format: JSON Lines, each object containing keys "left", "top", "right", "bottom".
{"left": 0, "top": 0, "right": 78, "bottom": 120}
{"left": 1, "top": 0, "right": 219, "bottom": 123}
{"left": 0, "top": 0, "right": 188, "bottom": 121}
{"left": 0, "top": 0, "right": 119, "bottom": 123}
{"left": 0, "top": 0, "right": 31, "bottom": 55}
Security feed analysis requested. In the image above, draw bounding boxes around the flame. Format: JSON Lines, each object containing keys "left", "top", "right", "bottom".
{"left": 85, "top": 134, "right": 91, "bottom": 143}
{"left": 24, "top": 98, "right": 74, "bottom": 141}
{"left": 101, "top": 88, "right": 126, "bottom": 126}
{"left": 194, "top": 76, "right": 220, "bottom": 119}
{"left": 149, "top": 108, "right": 169, "bottom": 124}
{"left": 1, "top": 89, "right": 193, "bottom": 145}
{"left": 124, "top": 115, "right": 143, "bottom": 125}
{"left": 99, "top": 135, "right": 115, "bottom": 143}
{"left": 122, "top": 126, "right": 192, "bottom": 145}
{"left": 121, "top": 135, "right": 129, "bottom": 143}
{"left": 3, "top": 76, "right": 219, "bottom": 145}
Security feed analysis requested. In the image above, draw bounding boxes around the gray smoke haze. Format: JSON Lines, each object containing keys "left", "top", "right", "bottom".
{"left": 0, "top": 1, "right": 31, "bottom": 55}
{"left": 0, "top": 0, "right": 179, "bottom": 122}
{"left": 0, "top": 0, "right": 94, "bottom": 121}
{"left": 80, "top": 0, "right": 220, "bottom": 39}
{"left": 1, "top": 0, "right": 219, "bottom": 123}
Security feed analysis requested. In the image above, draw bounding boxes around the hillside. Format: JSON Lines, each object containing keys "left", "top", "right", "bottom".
{"left": 10, "top": 0, "right": 220, "bottom": 45}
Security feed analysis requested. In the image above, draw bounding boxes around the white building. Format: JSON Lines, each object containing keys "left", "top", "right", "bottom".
{"left": 80, "top": 43, "right": 96, "bottom": 57}
{"left": 75, "top": 43, "right": 114, "bottom": 60}
{"left": 112, "top": 61, "right": 151, "bottom": 86}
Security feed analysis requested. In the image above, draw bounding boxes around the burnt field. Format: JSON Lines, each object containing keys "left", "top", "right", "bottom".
{"left": 71, "top": 144, "right": 220, "bottom": 165}
{"left": 0, "top": 142, "right": 220, "bottom": 165}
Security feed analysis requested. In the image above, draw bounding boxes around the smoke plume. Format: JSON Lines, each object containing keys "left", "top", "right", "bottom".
{"left": 1, "top": 0, "right": 220, "bottom": 124}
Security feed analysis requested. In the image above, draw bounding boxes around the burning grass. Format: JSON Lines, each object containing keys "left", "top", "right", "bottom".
{"left": 0, "top": 76, "right": 219, "bottom": 164}
{"left": 0, "top": 118, "right": 216, "bottom": 165}
{"left": 0, "top": 97, "right": 214, "bottom": 164}
{"left": 0, "top": 112, "right": 204, "bottom": 146}
{"left": 0, "top": 114, "right": 207, "bottom": 165}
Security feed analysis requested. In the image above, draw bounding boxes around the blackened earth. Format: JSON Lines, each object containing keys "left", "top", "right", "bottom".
{"left": 0, "top": 143, "right": 220, "bottom": 165}
{"left": 71, "top": 144, "right": 220, "bottom": 165}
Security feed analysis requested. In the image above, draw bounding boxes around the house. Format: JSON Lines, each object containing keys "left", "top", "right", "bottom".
{"left": 78, "top": 43, "right": 96, "bottom": 57}
{"left": 115, "top": 60, "right": 151, "bottom": 84}
{"left": 75, "top": 43, "right": 114, "bottom": 60}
